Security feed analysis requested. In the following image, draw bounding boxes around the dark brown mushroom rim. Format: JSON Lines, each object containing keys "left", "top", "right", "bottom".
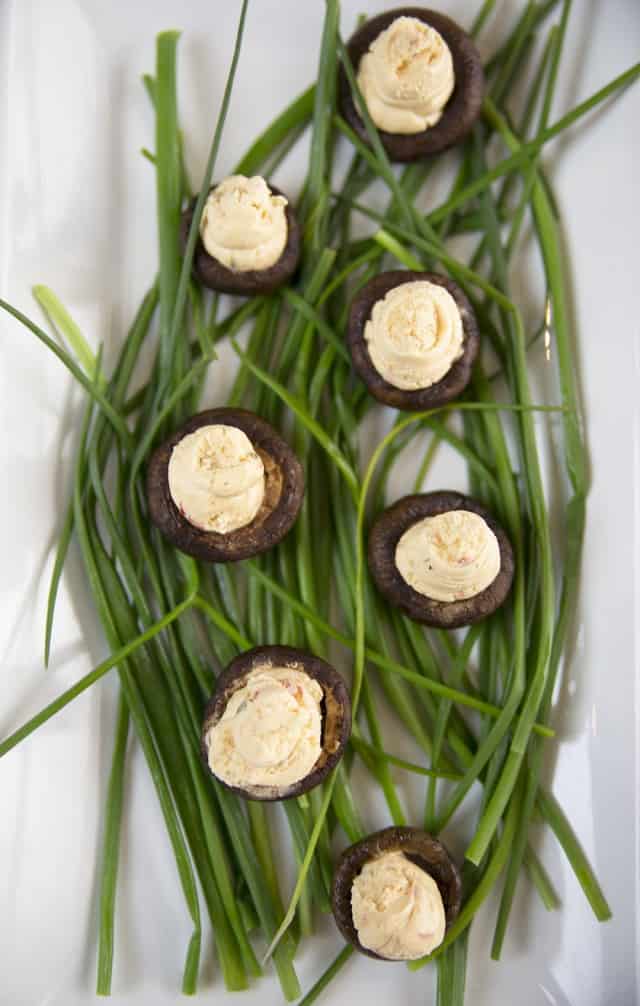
{"left": 338, "top": 7, "right": 485, "bottom": 162}
{"left": 180, "top": 183, "right": 301, "bottom": 296}
{"left": 200, "top": 645, "right": 352, "bottom": 801}
{"left": 146, "top": 408, "right": 304, "bottom": 563}
{"left": 347, "top": 270, "right": 479, "bottom": 411}
{"left": 332, "top": 826, "right": 462, "bottom": 960}
{"left": 368, "top": 491, "right": 515, "bottom": 628}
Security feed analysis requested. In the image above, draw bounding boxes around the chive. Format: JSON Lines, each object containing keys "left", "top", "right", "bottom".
{"left": 359, "top": 678, "right": 407, "bottom": 826}
{"left": 471, "top": 0, "right": 497, "bottom": 36}
{"left": 437, "top": 931, "right": 469, "bottom": 1006}
{"left": 302, "top": 0, "right": 339, "bottom": 252}
{"left": 0, "top": 299, "right": 132, "bottom": 446}
{"left": 523, "top": 846, "right": 560, "bottom": 912}
{"left": 350, "top": 735, "right": 462, "bottom": 782}
{"left": 33, "top": 285, "right": 104, "bottom": 385}
{"left": 424, "top": 63, "right": 640, "bottom": 225}
{"left": 297, "top": 946, "right": 354, "bottom": 1006}
{"left": 235, "top": 85, "right": 315, "bottom": 176}
{"left": 230, "top": 338, "right": 359, "bottom": 500}
{"left": 537, "top": 789, "right": 611, "bottom": 921}
{"left": 281, "top": 288, "right": 350, "bottom": 362}
{"left": 0, "top": 598, "right": 196, "bottom": 758}
{"left": 43, "top": 503, "right": 74, "bottom": 666}
{"left": 154, "top": 31, "right": 182, "bottom": 374}
{"left": 96, "top": 693, "right": 129, "bottom": 994}
{"left": 163, "top": 0, "right": 250, "bottom": 390}
{"left": 425, "top": 626, "right": 482, "bottom": 830}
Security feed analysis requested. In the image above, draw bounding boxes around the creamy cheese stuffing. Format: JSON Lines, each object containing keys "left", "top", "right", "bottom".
{"left": 200, "top": 175, "right": 288, "bottom": 271}
{"left": 205, "top": 665, "right": 323, "bottom": 789}
{"left": 395, "top": 510, "right": 501, "bottom": 602}
{"left": 365, "top": 280, "right": 464, "bottom": 390}
{"left": 356, "top": 16, "right": 455, "bottom": 135}
{"left": 351, "top": 851, "right": 446, "bottom": 960}
{"left": 168, "top": 424, "right": 265, "bottom": 534}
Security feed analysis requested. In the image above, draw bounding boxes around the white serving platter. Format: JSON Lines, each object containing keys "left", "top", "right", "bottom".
{"left": 0, "top": 1, "right": 638, "bottom": 1004}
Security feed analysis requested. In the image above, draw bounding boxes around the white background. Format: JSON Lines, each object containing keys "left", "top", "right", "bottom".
{"left": 0, "top": 1, "right": 638, "bottom": 1004}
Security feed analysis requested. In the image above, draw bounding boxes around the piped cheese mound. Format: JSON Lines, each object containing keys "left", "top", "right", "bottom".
{"left": 351, "top": 851, "right": 446, "bottom": 960}
{"left": 168, "top": 424, "right": 264, "bottom": 534}
{"left": 364, "top": 280, "right": 464, "bottom": 390}
{"left": 205, "top": 665, "right": 323, "bottom": 789}
{"left": 356, "top": 16, "right": 455, "bottom": 135}
{"left": 200, "top": 175, "right": 288, "bottom": 271}
{"left": 395, "top": 510, "right": 500, "bottom": 602}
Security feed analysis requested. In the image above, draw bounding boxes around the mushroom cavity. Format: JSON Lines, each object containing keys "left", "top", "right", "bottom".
{"left": 367, "top": 492, "right": 515, "bottom": 627}
{"left": 364, "top": 279, "right": 464, "bottom": 390}
{"left": 356, "top": 15, "right": 455, "bottom": 135}
{"left": 339, "top": 8, "right": 485, "bottom": 162}
{"left": 146, "top": 408, "right": 304, "bottom": 563}
{"left": 204, "top": 663, "right": 323, "bottom": 791}
{"left": 351, "top": 850, "right": 446, "bottom": 959}
{"left": 395, "top": 509, "right": 501, "bottom": 602}
{"left": 201, "top": 646, "right": 351, "bottom": 800}
{"left": 331, "top": 826, "right": 462, "bottom": 960}
{"left": 199, "top": 175, "right": 288, "bottom": 272}
{"left": 347, "top": 271, "right": 479, "bottom": 411}
{"left": 167, "top": 424, "right": 265, "bottom": 534}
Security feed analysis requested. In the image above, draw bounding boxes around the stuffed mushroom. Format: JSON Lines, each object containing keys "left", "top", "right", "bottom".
{"left": 368, "top": 491, "right": 515, "bottom": 627}
{"left": 347, "top": 269, "right": 479, "bottom": 410}
{"left": 201, "top": 645, "right": 351, "bottom": 801}
{"left": 338, "top": 7, "right": 485, "bottom": 162}
{"left": 146, "top": 408, "right": 304, "bottom": 562}
{"left": 332, "top": 826, "right": 461, "bottom": 960}
{"left": 181, "top": 174, "right": 301, "bottom": 295}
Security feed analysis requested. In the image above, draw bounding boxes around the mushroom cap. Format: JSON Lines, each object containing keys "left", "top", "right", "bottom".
{"left": 180, "top": 183, "right": 301, "bottom": 295}
{"left": 331, "top": 825, "right": 462, "bottom": 959}
{"left": 200, "top": 645, "right": 351, "bottom": 801}
{"left": 146, "top": 408, "right": 304, "bottom": 562}
{"left": 338, "top": 7, "right": 485, "bottom": 162}
{"left": 347, "top": 270, "right": 479, "bottom": 411}
{"left": 368, "top": 491, "right": 515, "bottom": 627}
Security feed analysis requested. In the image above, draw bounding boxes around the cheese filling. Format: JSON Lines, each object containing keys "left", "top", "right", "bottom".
{"left": 200, "top": 174, "right": 288, "bottom": 271}
{"left": 168, "top": 424, "right": 265, "bottom": 534}
{"left": 356, "top": 16, "right": 455, "bottom": 135}
{"left": 395, "top": 510, "right": 501, "bottom": 602}
{"left": 205, "top": 665, "right": 324, "bottom": 789}
{"left": 351, "top": 851, "right": 446, "bottom": 960}
{"left": 364, "top": 280, "right": 464, "bottom": 390}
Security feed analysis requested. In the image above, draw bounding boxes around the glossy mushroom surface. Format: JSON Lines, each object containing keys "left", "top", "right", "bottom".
{"left": 331, "top": 826, "right": 462, "bottom": 960}
{"left": 146, "top": 408, "right": 304, "bottom": 562}
{"left": 368, "top": 491, "right": 515, "bottom": 627}
{"left": 180, "top": 182, "right": 301, "bottom": 295}
{"left": 338, "top": 7, "right": 485, "bottom": 162}
{"left": 200, "top": 645, "right": 351, "bottom": 800}
{"left": 347, "top": 269, "right": 479, "bottom": 411}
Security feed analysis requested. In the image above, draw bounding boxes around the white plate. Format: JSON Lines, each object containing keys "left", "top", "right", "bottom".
{"left": 0, "top": 1, "right": 638, "bottom": 1004}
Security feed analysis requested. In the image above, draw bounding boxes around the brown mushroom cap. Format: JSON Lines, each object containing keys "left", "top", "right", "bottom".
{"left": 347, "top": 270, "right": 479, "bottom": 411}
{"left": 200, "top": 645, "right": 351, "bottom": 801}
{"left": 180, "top": 183, "right": 301, "bottom": 295}
{"left": 368, "top": 491, "right": 515, "bottom": 627}
{"left": 338, "top": 7, "right": 485, "bottom": 162}
{"left": 331, "top": 826, "right": 462, "bottom": 960}
{"left": 146, "top": 408, "right": 304, "bottom": 562}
